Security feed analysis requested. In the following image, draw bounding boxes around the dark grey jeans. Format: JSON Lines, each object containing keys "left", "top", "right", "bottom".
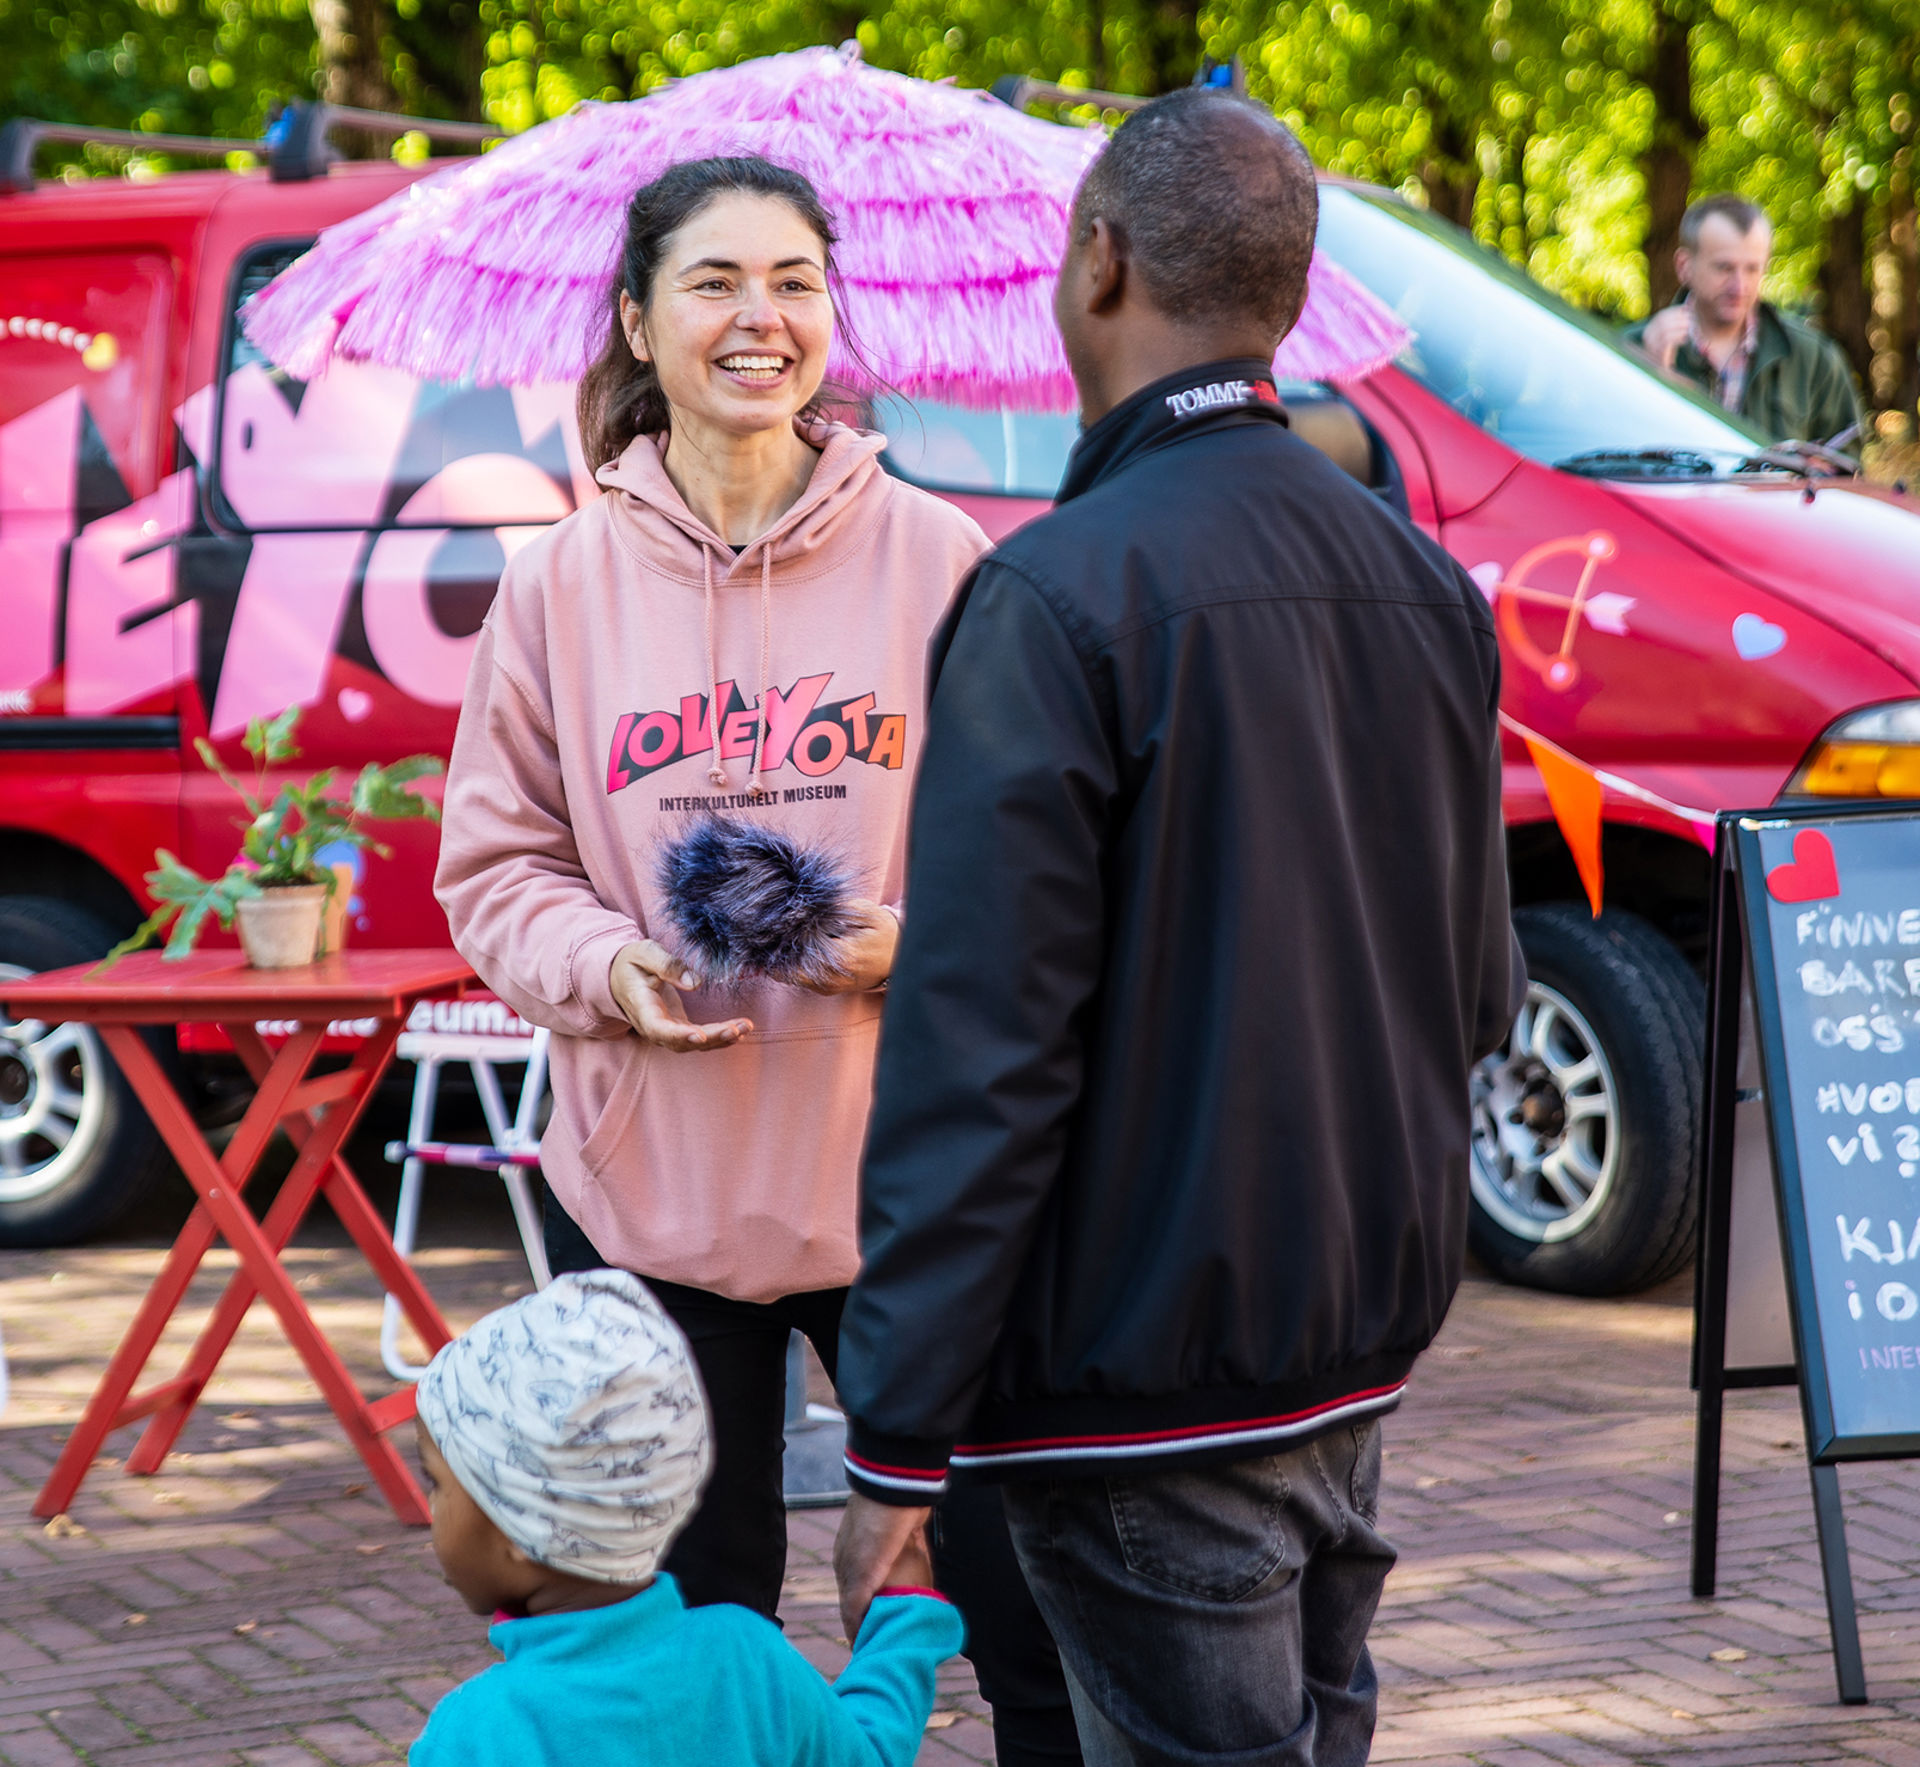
{"left": 1001, "top": 1422, "right": 1394, "bottom": 1767}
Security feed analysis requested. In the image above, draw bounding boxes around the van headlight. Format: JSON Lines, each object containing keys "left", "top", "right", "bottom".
{"left": 1784, "top": 701, "right": 1920, "bottom": 798}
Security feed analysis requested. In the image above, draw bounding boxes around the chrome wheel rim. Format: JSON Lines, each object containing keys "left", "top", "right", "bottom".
{"left": 0, "top": 961, "right": 107, "bottom": 1204}
{"left": 1470, "top": 981, "right": 1620, "bottom": 1243}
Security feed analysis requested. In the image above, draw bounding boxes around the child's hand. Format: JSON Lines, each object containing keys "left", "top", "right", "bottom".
{"left": 880, "top": 1521, "right": 934, "bottom": 1592}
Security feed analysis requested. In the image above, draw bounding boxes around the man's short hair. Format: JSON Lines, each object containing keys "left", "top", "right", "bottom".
{"left": 1072, "top": 89, "right": 1318, "bottom": 341}
{"left": 1680, "top": 193, "right": 1769, "bottom": 252}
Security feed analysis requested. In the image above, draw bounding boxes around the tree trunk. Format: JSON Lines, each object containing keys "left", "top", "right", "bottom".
{"left": 1820, "top": 200, "right": 1874, "bottom": 391}
{"left": 392, "top": 0, "right": 488, "bottom": 122}
{"left": 1506, "top": 119, "right": 1536, "bottom": 261}
{"left": 1421, "top": 113, "right": 1478, "bottom": 231}
{"left": 1640, "top": 0, "right": 1702, "bottom": 310}
{"left": 311, "top": 0, "right": 397, "bottom": 151}
{"left": 1893, "top": 144, "right": 1920, "bottom": 436}
{"left": 1143, "top": 0, "right": 1201, "bottom": 95}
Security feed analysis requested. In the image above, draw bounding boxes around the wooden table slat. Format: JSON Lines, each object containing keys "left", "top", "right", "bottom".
{"left": 0, "top": 950, "right": 476, "bottom": 1022}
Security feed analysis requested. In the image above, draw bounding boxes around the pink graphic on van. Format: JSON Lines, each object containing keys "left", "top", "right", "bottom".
{"left": 65, "top": 471, "right": 197, "bottom": 716}
{"left": 0, "top": 366, "right": 585, "bottom": 729}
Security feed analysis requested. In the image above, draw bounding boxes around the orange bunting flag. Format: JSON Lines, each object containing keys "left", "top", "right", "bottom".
{"left": 1523, "top": 736, "right": 1605, "bottom": 917}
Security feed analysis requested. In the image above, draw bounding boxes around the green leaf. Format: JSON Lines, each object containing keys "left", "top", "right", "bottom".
{"left": 163, "top": 891, "right": 222, "bottom": 958}
{"left": 243, "top": 704, "right": 303, "bottom": 764}
{"left": 262, "top": 704, "right": 303, "bottom": 762}
{"left": 351, "top": 756, "right": 445, "bottom": 823}
{"left": 93, "top": 904, "right": 178, "bottom": 972}
{"left": 375, "top": 754, "right": 444, "bottom": 788}
{"left": 145, "top": 849, "right": 215, "bottom": 907}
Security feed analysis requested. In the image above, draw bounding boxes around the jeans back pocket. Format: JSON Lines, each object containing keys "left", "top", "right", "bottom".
{"left": 1106, "top": 1459, "right": 1293, "bottom": 1602}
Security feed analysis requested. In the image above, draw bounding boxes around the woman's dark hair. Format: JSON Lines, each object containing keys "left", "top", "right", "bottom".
{"left": 577, "top": 156, "right": 845, "bottom": 472}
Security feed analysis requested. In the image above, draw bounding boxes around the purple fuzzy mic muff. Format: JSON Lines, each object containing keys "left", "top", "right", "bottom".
{"left": 657, "top": 814, "right": 859, "bottom": 988}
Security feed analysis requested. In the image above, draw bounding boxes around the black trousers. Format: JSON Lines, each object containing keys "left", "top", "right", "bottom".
{"left": 543, "top": 1192, "right": 1083, "bottom": 1767}
{"left": 542, "top": 1191, "right": 840, "bottom": 1616}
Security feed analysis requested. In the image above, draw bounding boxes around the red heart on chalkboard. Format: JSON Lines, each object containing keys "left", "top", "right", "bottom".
{"left": 1766, "top": 828, "right": 1841, "bottom": 903}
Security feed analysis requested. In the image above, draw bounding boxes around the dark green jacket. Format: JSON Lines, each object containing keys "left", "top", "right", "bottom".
{"left": 1625, "top": 300, "right": 1863, "bottom": 446}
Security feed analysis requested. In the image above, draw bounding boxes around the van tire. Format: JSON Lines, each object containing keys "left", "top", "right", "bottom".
{"left": 1468, "top": 905, "right": 1704, "bottom": 1295}
{"left": 0, "top": 897, "right": 170, "bottom": 1245}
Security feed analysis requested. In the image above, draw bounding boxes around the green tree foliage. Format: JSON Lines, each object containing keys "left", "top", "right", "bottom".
{"left": 2, "top": 0, "right": 314, "bottom": 147}
{"left": 4, "top": 0, "right": 1916, "bottom": 425}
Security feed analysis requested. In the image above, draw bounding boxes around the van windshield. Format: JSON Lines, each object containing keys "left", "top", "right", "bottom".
{"left": 1313, "top": 185, "right": 1769, "bottom": 477}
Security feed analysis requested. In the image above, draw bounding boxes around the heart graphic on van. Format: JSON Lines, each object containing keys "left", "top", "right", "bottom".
{"left": 337, "top": 687, "right": 373, "bottom": 723}
{"left": 1766, "top": 828, "right": 1840, "bottom": 904}
{"left": 1732, "top": 612, "right": 1787, "bottom": 660}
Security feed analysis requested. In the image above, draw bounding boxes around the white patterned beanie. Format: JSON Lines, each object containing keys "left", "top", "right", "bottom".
{"left": 415, "top": 1269, "right": 711, "bottom": 1584}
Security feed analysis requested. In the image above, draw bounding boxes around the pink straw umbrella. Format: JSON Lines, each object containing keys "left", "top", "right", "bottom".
{"left": 242, "top": 45, "right": 1409, "bottom": 409}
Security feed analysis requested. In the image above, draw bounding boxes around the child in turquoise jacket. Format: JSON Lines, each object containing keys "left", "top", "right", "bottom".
{"left": 407, "top": 1269, "right": 961, "bottom": 1766}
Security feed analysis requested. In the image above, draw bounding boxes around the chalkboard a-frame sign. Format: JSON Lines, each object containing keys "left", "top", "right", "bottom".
{"left": 1693, "top": 801, "right": 1920, "bottom": 1705}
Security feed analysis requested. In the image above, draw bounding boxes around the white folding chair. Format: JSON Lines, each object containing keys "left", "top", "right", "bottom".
{"left": 380, "top": 1024, "right": 554, "bottom": 1381}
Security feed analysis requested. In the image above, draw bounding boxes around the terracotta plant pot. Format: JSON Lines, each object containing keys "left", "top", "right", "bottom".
{"left": 236, "top": 884, "right": 328, "bottom": 969}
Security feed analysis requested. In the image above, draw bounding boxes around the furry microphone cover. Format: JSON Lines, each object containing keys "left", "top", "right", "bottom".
{"left": 657, "top": 814, "right": 859, "bottom": 988}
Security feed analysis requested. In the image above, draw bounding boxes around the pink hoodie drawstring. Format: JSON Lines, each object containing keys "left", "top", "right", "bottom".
{"left": 703, "top": 542, "right": 775, "bottom": 798}
{"left": 747, "top": 545, "right": 772, "bottom": 798}
{"left": 702, "top": 548, "right": 728, "bottom": 790}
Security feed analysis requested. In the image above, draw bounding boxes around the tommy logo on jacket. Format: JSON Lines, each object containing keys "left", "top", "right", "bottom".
{"left": 605, "top": 674, "right": 907, "bottom": 795}
{"left": 1164, "top": 378, "right": 1281, "bottom": 419}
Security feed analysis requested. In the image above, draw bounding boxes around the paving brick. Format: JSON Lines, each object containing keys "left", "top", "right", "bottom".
{"left": 96, "top": 1680, "right": 198, "bottom": 1733}
{"left": 43, "top": 1701, "right": 142, "bottom": 1754}
{"left": 0, "top": 1727, "right": 86, "bottom": 1767}
{"left": 292, "top": 1722, "right": 391, "bottom": 1765}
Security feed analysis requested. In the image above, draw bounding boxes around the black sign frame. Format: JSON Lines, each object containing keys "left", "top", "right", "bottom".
{"left": 1693, "top": 800, "right": 1920, "bottom": 1706}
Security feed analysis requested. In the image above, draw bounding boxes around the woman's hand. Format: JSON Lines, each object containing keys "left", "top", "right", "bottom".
{"left": 608, "top": 940, "right": 753, "bottom": 1053}
{"left": 799, "top": 901, "right": 899, "bottom": 995}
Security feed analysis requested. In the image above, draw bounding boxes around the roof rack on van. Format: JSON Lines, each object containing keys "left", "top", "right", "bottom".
{"left": 990, "top": 56, "right": 1246, "bottom": 116}
{"left": 0, "top": 101, "right": 502, "bottom": 195}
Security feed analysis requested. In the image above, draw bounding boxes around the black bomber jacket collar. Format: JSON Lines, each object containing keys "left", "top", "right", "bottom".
{"left": 1057, "top": 357, "right": 1289, "bottom": 505}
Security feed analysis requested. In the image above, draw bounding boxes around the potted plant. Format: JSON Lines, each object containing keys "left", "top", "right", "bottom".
{"left": 104, "top": 706, "right": 442, "bottom": 969}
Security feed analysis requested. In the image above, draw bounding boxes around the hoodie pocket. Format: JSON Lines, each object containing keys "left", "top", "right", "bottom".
{"left": 578, "top": 1044, "right": 653, "bottom": 1178}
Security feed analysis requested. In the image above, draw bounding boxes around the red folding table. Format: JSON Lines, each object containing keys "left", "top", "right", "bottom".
{"left": 0, "top": 950, "right": 476, "bottom": 1525}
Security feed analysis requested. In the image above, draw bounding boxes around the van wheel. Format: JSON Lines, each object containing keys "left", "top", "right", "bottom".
{"left": 1469, "top": 905, "right": 1704, "bottom": 1295}
{"left": 0, "top": 897, "right": 169, "bottom": 1245}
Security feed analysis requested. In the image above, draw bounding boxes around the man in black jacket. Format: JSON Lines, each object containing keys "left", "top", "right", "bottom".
{"left": 835, "top": 89, "right": 1523, "bottom": 1765}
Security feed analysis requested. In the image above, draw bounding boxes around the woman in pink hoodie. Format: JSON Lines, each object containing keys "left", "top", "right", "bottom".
{"left": 434, "top": 158, "right": 988, "bottom": 1617}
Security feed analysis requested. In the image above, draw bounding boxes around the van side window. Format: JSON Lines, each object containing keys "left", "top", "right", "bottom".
{"left": 226, "top": 243, "right": 310, "bottom": 381}
{"left": 214, "top": 242, "right": 582, "bottom": 535}
{"left": 0, "top": 251, "right": 173, "bottom": 503}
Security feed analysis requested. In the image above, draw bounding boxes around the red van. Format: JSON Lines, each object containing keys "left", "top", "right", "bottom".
{"left": 5, "top": 105, "right": 1919, "bottom": 1296}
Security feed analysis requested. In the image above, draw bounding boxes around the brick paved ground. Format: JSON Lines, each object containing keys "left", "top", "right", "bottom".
{"left": 2, "top": 1142, "right": 1919, "bottom": 1764}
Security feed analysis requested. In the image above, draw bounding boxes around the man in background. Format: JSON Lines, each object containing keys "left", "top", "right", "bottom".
{"left": 1629, "top": 192, "right": 1863, "bottom": 447}
{"left": 834, "top": 88, "right": 1522, "bottom": 1765}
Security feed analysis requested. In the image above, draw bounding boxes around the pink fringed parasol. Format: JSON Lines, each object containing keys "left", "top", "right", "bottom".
{"left": 242, "top": 46, "right": 1409, "bottom": 409}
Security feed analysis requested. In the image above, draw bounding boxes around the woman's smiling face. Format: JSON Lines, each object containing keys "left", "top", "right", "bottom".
{"left": 624, "top": 191, "right": 835, "bottom": 441}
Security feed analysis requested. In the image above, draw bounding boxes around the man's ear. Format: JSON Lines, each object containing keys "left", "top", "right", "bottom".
{"left": 620, "top": 290, "right": 651, "bottom": 364}
{"left": 1084, "top": 216, "right": 1128, "bottom": 315}
{"left": 1673, "top": 247, "right": 1693, "bottom": 293}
